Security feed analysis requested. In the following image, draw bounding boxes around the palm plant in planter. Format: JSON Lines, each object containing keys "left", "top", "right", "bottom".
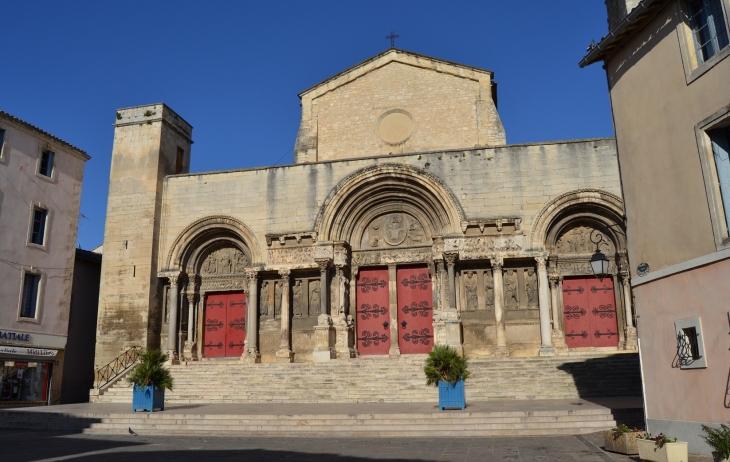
{"left": 425, "top": 345, "right": 470, "bottom": 411}
{"left": 702, "top": 423, "right": 730, "bottom": 462}
{"left": 127, "top": 350, "right": 174, "bottom": 412}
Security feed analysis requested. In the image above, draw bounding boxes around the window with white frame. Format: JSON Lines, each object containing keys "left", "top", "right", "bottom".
{"left": 710, "top": 126, "right": 730, "bottom": 232}
{"left": 29, "top": 207, "right": 48, "bottom": 246}
{"left": 38, "top": 150, "right": 54, "bottom": 178}
{"left": 20, "top": 272, "right": 40, "bottom": 319}
{"left": 674, "top": 317, "right": 707, "bottom": 369}
{"left": 688, "top": 0, "right": 729, "bottom": 63}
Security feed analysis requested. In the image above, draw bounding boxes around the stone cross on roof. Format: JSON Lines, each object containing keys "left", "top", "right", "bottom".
{"left": 385, "top": 30, "right": 399, "bottom": 48}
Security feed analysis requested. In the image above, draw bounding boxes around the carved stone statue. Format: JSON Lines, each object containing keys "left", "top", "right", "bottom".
{"left": 504, "top": 270, "right": 518, "bottom": 309}
{"left": 235, "top": 252, "right": 248, "bottom": 273}
{"left": 526, "top": 268, "right": 538, "bottom": 307}
{"left": 275, "top": 281, "right": 283, "bottom": 317}
{"left": 407, "top": 221, "right": 425, "bottom": 245}
{"left": 464, "top": 272, "right": 478, "bottom": 311}
{"left": 293, "top": 280, "right": 303, "bottom": 317}
{"left": 485, "top": 270, "right": 494, "bottom": 306}
{"left": 260, "top": 281, "right": 269, "bottom": 316}
{"left": 309, "top": 280, "right": 321, "bottom": 316}
{"left": 201, "top": 247, "right": 249, "bottom": 275}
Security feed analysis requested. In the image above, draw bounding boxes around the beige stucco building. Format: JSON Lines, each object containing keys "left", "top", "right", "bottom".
{"left": 0, "top": 111, "right": 89, "bottom": 405}
{"left": 581, "top": 0, "right": 730, "bottom": 455}
{"left": 95, "top": 50, "right": 636, "bottom": 382}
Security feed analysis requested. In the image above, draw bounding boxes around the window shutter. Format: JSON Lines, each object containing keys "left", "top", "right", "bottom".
{"left": 711, "top": 128, "right": 730, "bottom": 231}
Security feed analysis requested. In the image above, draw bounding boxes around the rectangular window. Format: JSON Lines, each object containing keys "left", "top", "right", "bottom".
{"left": 688, "top": 0, "right": 729, "bottom": 63}
{"left": 682, "top": 327, "right": 702, "bottom": 360}
{"left": 20, "top": 273, "right": 40, "bottom": 319}
{"left": 0, "top": 129, "right": 5, "bottom": 150}
{"left": 29, "top": 208, "right": 47, "bottom": 246}
{"left": 39, "top": 150, "right": 54, "bottom": 177}
{"left": 175, "top": 147, "right": 184, "bottom": 174}
{"left": 710, "top": 127, "right": 730, "bottom": 232}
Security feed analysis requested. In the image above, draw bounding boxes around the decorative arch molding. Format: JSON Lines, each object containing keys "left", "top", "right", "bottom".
{"left": 315, "top": 163, "right": 465, "bottom": 244}
{"left": 529, "top": 189, "right": 626, "bottom": 251}
{"left": 165, "top": 215, "right": 264, "bottom": 272}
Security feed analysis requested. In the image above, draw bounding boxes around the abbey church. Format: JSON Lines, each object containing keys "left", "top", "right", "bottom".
{"left": 94, "top": 48, "right": 636, "bottom": 369}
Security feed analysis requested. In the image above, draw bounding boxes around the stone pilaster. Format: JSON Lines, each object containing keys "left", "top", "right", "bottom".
{"left": 549, "top": 270, "right": 567, "bottom": 349}
{"left": 313, "top": 314, "right": 336, "bottom": 361}
{"left": 275, "top": 269, "right": 294, "bottom": 363}
{"left": 490, "top": 257, "right": 509, "bottom": 357}
{"left": 438, "top": 253, "right": 462, "bottom": 354}
{"left": 242, "top": 269, "right": 261, "bottom": 363}
{"left": 621, "top": 272, "right": 638, "bottom": 351}
{"left": 536, "top": 256, "right": 555, "bottom": 356}
{"left": 387, "top": 265, "right": 401, "bottom": 357}
{"left": 183, "top": 278, "right": 198, "bottom": 361}
{"left": 165, "top": 274, "right": 181, "bottom": 363}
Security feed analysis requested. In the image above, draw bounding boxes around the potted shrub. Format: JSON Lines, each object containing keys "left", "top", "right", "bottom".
{"left": 702, "top": 423, "right": 730, "bottom": 462}
{"left": 604, "top": 424, "right": 644, "bottom": 455}
{"left": 636, "top": 433, "right": 688, "bottom": 462}
{"left": 424, "top": 345, "right": 470, "bottom": 411}
{"left": 127, "top": 350, "right": 174, "bottom": 412}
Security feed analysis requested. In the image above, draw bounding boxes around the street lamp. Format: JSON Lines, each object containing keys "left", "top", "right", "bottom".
{"left": 589, "top": 227, "right": 617, "bottom": 281}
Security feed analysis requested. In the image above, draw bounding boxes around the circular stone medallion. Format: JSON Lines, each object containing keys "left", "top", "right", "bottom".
{"left": 382, "top": 214, "right": 407, "bottom": 246}
{"left": 378, "top": 110, "right": 413, "bottom": 145}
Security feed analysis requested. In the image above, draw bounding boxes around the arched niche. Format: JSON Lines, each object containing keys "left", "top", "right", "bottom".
{"left": 315, "top": 164, "right": 464, "bottom": 245}
{"left": 165, "top": 215, "right": 263, "bottom": 274}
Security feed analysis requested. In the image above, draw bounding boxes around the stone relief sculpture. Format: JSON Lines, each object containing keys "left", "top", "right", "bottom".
{"left": 362, "top": 213, "right": 429, "bottom": 249}
{"left": 464, "top": 272, "right": 478, "bottom": 311}
{"left": 525, "top": 268, "right": 538, "bottom": 307}
{"left": 504, "top": 270, "right": 518, "bottom": 309}
{"left": 260, "top": 281, "right": 269, "bottom": 316}
{"left": 268, "top": 247, "right": 314, "bottom": 265}
{"left": 293, "top": 280, "right": 303, "bottom": 317}
{"left": 275, "top": 281, "right": 283, "bottom": 317}
{"left": 485, "top": 270, "right": 494, "bottom": 306}
{"left": 556, "top": 226, "right": 613, "bottom": 254}
{"left": 309, "top": 280, "right": 321, "bottom": 316}
{"left": 201, "top": 247, "right": 248, "bottom": 275}
{"left": 460, "top": 236, "right": 523, "bottom": 260}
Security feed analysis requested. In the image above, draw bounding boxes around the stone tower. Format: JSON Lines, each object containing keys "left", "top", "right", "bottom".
{"left": 95, "top": 104, "right": 193, "bottom": 369}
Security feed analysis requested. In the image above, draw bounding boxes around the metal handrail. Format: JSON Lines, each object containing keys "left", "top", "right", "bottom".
{"left": 96, "top": 346, "right": 141, "bottom": 389}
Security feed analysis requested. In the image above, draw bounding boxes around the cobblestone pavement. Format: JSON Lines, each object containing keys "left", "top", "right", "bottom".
{"left": 0, "top": 429, "right": 712, "bottom": 462}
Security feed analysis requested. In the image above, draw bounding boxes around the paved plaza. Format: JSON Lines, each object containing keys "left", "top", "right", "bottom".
{"left": 0, "top": 429, "right": 712, "bottom": 462}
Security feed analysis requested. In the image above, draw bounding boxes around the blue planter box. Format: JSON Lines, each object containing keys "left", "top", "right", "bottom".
{"left": 132, "top": 383, "right": 165, "bottom": 412}
{"left": 438, "top": 379, "right": 465, "bottom": 411}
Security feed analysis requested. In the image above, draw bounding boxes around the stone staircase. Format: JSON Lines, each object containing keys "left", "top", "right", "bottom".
{"left": 93, "top": 353, "right": 642, "bottom": 404}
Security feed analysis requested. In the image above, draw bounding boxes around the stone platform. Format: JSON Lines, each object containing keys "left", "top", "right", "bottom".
{"left": 93, "top": 353, "right": 642, "bottom": 404}
{"left": 0, "top": 397, "right": 643, "bottom": 437}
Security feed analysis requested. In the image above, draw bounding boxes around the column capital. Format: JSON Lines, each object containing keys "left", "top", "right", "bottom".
{"left": 535, "top": 255, "right": 547, "bottom": 271}
{"left": 278, "top": 268, "right": 291, "bottom": 280}
{"left": 490, "top": 256, "right": 503, "bottom": 269}
{"left": 314, "top": 258, "right": 331, "bottom": 273}
{"left": 443, "top": 251, "right": 458, "bottom": 266}
{"left": 245, "top": 268, "right": 259, "bottom": 283}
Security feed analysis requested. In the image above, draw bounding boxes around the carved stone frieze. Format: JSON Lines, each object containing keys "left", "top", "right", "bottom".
{"left": 199, "top": 275, "right": 246, "bottom": 292}
{"left": 557, "top": 261, "right": 616, "bottom": 275}
{"left": 313, "top": 244, "right": 334, "bottom": 260}
{"left": 351, "top": 247, "right": 431, "bottom": 266}
{"left": 459, "top": 236, "right": 524, "bottom": 259}
{"left": 201, "top": 247, "right": 248, "bottom": 275}
{"left": 268, "top": 246, "right": 314, "bottom": 265}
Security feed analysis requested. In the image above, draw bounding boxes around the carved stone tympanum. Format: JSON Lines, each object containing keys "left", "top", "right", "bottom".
{"left": 362, "top": 213, "right": 428, "bottom": 249}
{"left": 201, "top": 247, "right": 248, "bottom": 275}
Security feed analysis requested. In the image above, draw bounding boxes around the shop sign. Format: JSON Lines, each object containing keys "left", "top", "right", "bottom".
{"left": 0, "top": 331, "right": 31, "bottom": 341}
{"left": 0, "top": 346, "right": 57, "bottom": 357}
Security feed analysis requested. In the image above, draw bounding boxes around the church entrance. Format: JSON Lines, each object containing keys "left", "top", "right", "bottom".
{"left": 203, "top": 291, "right": 247, "bottom": 358}
{"left": 397, "top": 266, "right": 433, "bottom": 354}
{"left": 562, "top": 277, "right": 618, "bottom": 348}
{"left": 355, "top": 265, "right": 434, "bottom": 355}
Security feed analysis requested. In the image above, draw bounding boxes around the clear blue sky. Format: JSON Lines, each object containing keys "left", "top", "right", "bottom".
{"left": 2, "top": 1, "right": 613, "bottom": 250}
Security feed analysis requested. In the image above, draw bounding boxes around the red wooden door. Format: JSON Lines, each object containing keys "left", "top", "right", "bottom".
{"left": 562, "top": 277, "right": 618, "bottom": 348}
{"left": 203, "top": 291, "right": 247, "bottom": 358}
{"left": 356, "top": 268, "right": 391, "bottom": 355}
{"left": 226, "top": 292, "right": 247, "bottom": 357}
{"left": 588, "top": 279, "right": 618, "bottom": 347}
{"left": 397, "top": 266, "right": 434, "bottom": 354}
{"left": 203, "top": 293, "right": 227, "bottom": 358}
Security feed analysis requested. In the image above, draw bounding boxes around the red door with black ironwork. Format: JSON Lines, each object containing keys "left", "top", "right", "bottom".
{"left": 562, "top": 277, "right": 618, "bottom": 348}
{"left": 397, "top": 266, "right": 434, "bottom": 354}
{"left": 356, "top": 268, "right": 390, "bottom": 355}
{"left": 203, "top": 292, "right": 247, "bottom": 358}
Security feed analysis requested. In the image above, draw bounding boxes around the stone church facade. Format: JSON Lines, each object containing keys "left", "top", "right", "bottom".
{"left": 94, "top": 49, "right": 636, "bottom": 369}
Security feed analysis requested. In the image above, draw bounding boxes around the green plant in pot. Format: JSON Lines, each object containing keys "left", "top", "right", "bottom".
{"left": 702, "top": 423, "right": 730, "bottom": 462}
{"left": 128, "top": 350, "right": 174, "bottom": 412}
{"left": 424, "top": 345, "right": 470, "bottom": 411}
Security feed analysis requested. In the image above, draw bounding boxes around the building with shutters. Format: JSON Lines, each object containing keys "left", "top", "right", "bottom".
{"left": 95, "top": 49, "right": 636, "bottom": 375}
{"left": 0, "top": 111, "right": 89, "bottom": 405}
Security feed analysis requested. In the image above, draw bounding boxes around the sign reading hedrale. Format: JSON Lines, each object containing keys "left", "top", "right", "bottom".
{"left": 0, "top": 331, "right": 31, "bottom": 341}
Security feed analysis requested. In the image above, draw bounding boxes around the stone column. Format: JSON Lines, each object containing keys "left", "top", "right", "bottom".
{"left": 243, "top": 269, "right": 261, "bottom": 363}
{"left": 490, "top": 257, "right": 509, "bottom": 357}
{"left": 183, "top": 280, "right": 197, "bottom": 361}
{"left": 444, "top": 252, "right": 458, "bottom": 310}
{"left": 275, "top": 269, "right": 294, "bottom": 363}
{"left": 333, "top": 266, "right": 355, "bottom": 359}
{"left": 536, "top": 256, "right": 556, "bottom": 356}
{"left": 166, "top": 275, "right": 180, "bottom": 362}
{"left": 197, "top": 291, "right": 205, "bottom": 360}
{"left": 549, "top": 273, "right": 567, "bottom": 349}
{"left": 388, "top": 265, "right": 401, "bottom": 357}
{"left": 313, "top": 258, "right": 335, "bottom": 361}
{"left": 316, "top": 259, "right": 329, "bottom": 316}
{"left": 621, "top": 272, "right": 638, "bottom": 350}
